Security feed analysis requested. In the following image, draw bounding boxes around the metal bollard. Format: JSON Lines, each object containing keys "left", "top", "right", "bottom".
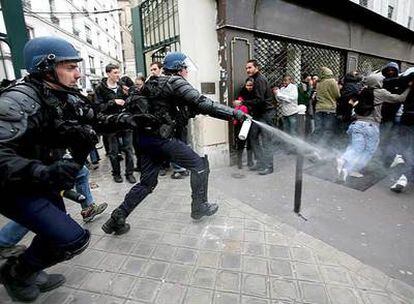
{"left": 294, "top": 105, "right": 307, "bottom": 215}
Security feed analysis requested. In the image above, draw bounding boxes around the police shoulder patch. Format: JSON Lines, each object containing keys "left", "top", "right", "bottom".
{"left": 0, "top": 84, "right": 42, "bottom": 142}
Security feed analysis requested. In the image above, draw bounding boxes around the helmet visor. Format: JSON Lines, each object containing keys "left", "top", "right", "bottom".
{"left": 183, "top": 56, "right": 198, "bottom": 72}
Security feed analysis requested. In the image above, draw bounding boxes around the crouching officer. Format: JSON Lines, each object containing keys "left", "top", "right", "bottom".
{"left": 102, "top": 52, "right": 248, "bottom": 235}
{"left": 0, "top": 37, "right": 94, "bottom": 302}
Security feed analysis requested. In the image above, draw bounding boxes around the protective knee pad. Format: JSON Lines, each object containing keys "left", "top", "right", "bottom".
{"left": 52, "top": 229, "right": 91, "bottom": 262}
{"left": 141, "top": 178, "right": 158, "bottom": 194}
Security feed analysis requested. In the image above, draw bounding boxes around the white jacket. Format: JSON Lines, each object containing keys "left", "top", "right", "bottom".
{"left": 276, "top": 83, "right": 298, "bottom": 116}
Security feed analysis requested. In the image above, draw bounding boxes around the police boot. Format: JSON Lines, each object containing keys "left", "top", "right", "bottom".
{"left": 102, "top": 208, "right": 130, "bottom": 235}
{"left": 0, "top": 257, "right": 40, "bottom": 302}
{"left": 35, "top": 270, "right": 66, "bottom": 292}
{"left": 237, "top": 151, "right": 243, "bottom": 169}
{"left": 190, "top": 156, "right": 218, "bottom": 220}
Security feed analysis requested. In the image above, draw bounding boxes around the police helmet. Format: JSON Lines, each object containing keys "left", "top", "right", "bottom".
{"left": 24, "top": 36, "right": 82, "bottom": 74}
{"left": 163, "top": 52, "right": 197, "bottom": 73}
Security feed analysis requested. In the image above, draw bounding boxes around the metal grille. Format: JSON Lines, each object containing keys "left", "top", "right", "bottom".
{"left": 140, "top": 0, "right": 179, "bottom": 53}
{"left": 253, "top": 37, "right": 346, "bottom": 87}
{"left": 151, "top": 41, "right": 180, "bottom": 62}
{"left": 357, "top": 54, "right": 393, "bottom": 75}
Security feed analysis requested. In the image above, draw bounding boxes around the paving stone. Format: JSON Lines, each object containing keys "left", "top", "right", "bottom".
{"left": 387, "top": 278, "right": 414, "bottom": 301}
{"left": 184, "top": 287, "right": 213, "bottom": 304}
{"left": 242, "top": 274, "right": 268, "bottom": 298}
{"left": 269, "top": 278, "right": 300, "bottom": 301}
{"left": 191, "top": 267, "right": 217, "bottom": 289}
{"left": 269, "top": 259, "right": 294, "bottom": 278}
{"left": 152, "top": 244, "right": 177, "bottom": 261}
{"left": 197, "top": 251, "right": 220, "bottom": 268}
{"left": 200, "top": 239, "right": 226, "bottom": 251}
{"left": 242, "top": 295, "right": 270, "bottom": 303}
{"left": 98, "top": 295, "right": 125, "bottom": 304}
{"left": 120, "top": 257, "right": 147, "bottom": 276}
{"left": 299, "top": 281, "right": 329, "bottom": 304}
{"left": 327, "top": 286, "right": 361, "bottom": 304}
{"left": 244, "top": 230, "right": 265, "bottom": 243}
{"left": 290, "top": 247, "right": 315, "bottom": 263}
{"left": 244, "top": 219, "right": 265, "bottom": 231}
{"left": 165, "top": 264, "right": 193, "bottom": 284}
{"left": 243, "top": 242, "right": 265, "bottom": 256}
{"left": 220, "top": 253, "right": 242, "bottom": 271}
{"left": 223, "top": 240, "right": 242, "bottom": 253}
{"left": 265, "top": 232, "right": 288, "bottom": 246}
{"left": 106, "top": 273, "right": 136, "bottom": 298}
{"left": 174, "top": 248, "right": 198, "bottom": 265}
{"left": 68, "top": 290, "right": 101, "bottom": 304}
{"left": 99, "top": 253, "right": 128, "bottom": 272}
{"left": 40, "top": 286, "right": 72, "bottom": 304}
{"left": 140, "top": 230, "right": 163, "bottom": 243}
{"left": 179, "top": 235, "right": 200, "bottom": 248}
{"left": 130, "top": 278, "right": 161, "bottom": 302}
{"left": 294, "top": 262, "right": 322, "bottom": 282}
{"left": 94, "top": 237, "right": 136, "bottom": 254}
{"left": 243, "top": 256, "right": 268, "bottom": 275}
{"left": 160, "top": 232, "right": 181, "bottom": 245}
{"left": 71, "top": 249, "right": 106, "bottom": 268}
{"left": 143, "top": 261, "right": 169, "bottom": 279}
{"left": 82, "top": 271, "right": 113, "bottom": 293}
{"left": 214, "top": 291, "right": 240, "bottom": 304}
{"left": 360, "top": 291, "right": 396, "bottom": 304}
{"left": 321, "top": 265, "right": 353, "bottom": 286}
{"left": 267, "top": 245, "right": 290, "bottom": 260}
{"left": 132, "top": 242, "right": 156, "bottom": 258}
{"left": 65, "top": 267, "right": 92, "bottom": 288}
{"left": 155, "top": 282, "right": 186, "bottom": 304}
{"left": 216, "top": 270, "right": 241, "bottom": 292}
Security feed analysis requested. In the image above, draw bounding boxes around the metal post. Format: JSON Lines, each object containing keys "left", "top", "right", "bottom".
{"left": 294, "top": 105, "right": 307, "bottom": 214}
{"left": 0, "top": 0, "right": 28, "bottom": 79}
{"left": 131, "top": 5, "right": 146, "bottom": 75}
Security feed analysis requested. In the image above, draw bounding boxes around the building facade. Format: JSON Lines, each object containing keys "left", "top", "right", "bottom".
{"left": 1, "top": 0, "right": 123, "bottom": 90}
{"left": 350, "top": 0, "right": 414, "bottom": 30}
{"left": 132, "top": 0, "right": 414, "bottom": 167}
{"left": 118, "top": 0, "right": 137, "bottom": 78}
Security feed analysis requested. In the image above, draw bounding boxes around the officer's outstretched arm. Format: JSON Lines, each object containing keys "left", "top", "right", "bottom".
{"left": 169, "top": 76, "right": 247, "bottom": 121}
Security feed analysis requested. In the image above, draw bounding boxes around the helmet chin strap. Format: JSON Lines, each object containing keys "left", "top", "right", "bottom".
{"left": 43, "top": 73, "right": 90, "bottom": 103}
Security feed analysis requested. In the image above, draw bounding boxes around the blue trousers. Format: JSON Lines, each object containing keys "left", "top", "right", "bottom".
{"left": 0, "top": 193, "right": 87, "bottom": 271}
{"left": 120, "top": 135, "right": 204, "bottom": 215}
{"left": 0, "top": 166, "right": 93, "bottom": 247}
{"left": 341, "top": 121, "right": 380, "bottom": 172}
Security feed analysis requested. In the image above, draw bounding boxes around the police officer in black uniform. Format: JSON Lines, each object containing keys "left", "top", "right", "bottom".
{"left": 102, "top": 52, "right": 248, "bottom": 235}
{"left": 0, "top": 37, "right": 95, "bottom": 302}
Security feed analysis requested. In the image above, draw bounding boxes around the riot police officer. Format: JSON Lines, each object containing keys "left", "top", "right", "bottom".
{"left": 0, "top": 37, "right": 94, "bottom": 302}
{"left": 102, "top": 52, "right": 248, "bottom": 235}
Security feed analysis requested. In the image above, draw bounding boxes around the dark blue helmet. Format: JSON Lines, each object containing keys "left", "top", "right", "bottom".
{"left": 24, "top": 36, "right": 82, "bottom": 74}
{"left": 163, "top": 52, "right": 188, "bottom": 71}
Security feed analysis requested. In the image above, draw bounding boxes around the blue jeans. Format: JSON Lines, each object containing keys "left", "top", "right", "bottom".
{"left": 341, "top": 121, "right": 380, "bottom": 172}
{"left": 313, "top": 112, "right": 338, "bottom": 147}
{"left": 106, "top": 130, "right": 135, "bottom": 176}
{"left": 0, "top": 166, "right": 93, "bottom": 247}
{"left": 89, "top": 147, "right": 100, "bottom": 163}
{"left": 283, "top": 114, "right": 298, "bottom": 135}
{"left": 75, "top": 166, "right": 94, "bottom": 209}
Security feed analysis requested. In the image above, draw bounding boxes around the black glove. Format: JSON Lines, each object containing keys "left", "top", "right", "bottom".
{"left": 31, "top": 160, "right": 82, "bottom": 190}
{"left": 118, "top": 113, "right": 159, "bottom": 128}
{"left": 233, "top": 110, "right": 249, "bottom": 122}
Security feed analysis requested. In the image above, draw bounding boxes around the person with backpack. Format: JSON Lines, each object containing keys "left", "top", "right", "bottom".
{"left": 336, "top": 74, "right": 410, "bottom": 181}
{"left": 101, "top": 52, "right": 248, "bottom": 235}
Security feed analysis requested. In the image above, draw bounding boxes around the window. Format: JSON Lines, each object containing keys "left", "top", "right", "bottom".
{"left": 48, "top": 0, "right": 56, "bottom": 12}
{"left": 71, "top": 13, "right": 80, "bottom": 36}
{"left": 85, "top": 25, "right": 92, "bottom": 44}
{"left": 89, "top": 56, "right": 95, "bottom": 75}
{"left": 49, "top": 0, "right": 59, "bottom": 24}
{"left": 388, "top": 5, "right": 394, "bottom": 19}
{"left": 94, "top": 7, "right": 98, "bottom": 23}
{"left": 359, "top": 0, "right": 368, "bottom": 7}
{"left": 408, "top": 16, "right": 413, "bottom": 29}
{"left": 97, "top": 31, "right": 101, "bottom": 50}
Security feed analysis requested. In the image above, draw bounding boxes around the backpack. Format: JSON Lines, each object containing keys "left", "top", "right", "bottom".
{"left": 354, "top": 88, "right": 375, "bottom": 116}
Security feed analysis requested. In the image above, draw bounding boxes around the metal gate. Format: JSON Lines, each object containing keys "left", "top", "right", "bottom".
{"left": 253, "top": 37, "right": 346, "bottom": 87}
{"left": 357, "top": 54, "right": 395, "bottom": 75}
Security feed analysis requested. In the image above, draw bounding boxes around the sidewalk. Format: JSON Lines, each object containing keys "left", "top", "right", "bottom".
{"left": 1, "top": 160, "right": 413, "bottom": 304}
